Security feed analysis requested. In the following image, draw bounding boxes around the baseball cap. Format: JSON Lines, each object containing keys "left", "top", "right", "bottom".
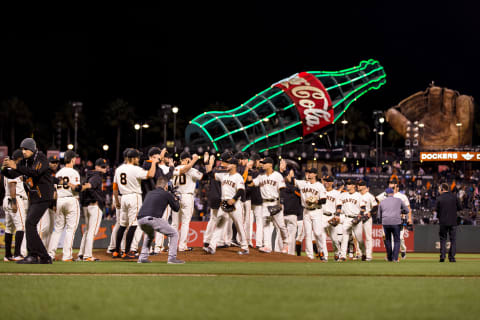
{"left": 123, "top": 148, "right": 132, "bottom": 159}
{"left": 220, "top": 151, "right": 233, "bottom": 162}
{"left": 260, "top": 157, "right": 274, "bottom": 164}
{"left": 250, "top": 153, "right": 261, "bottom": 161}
{"left": 180, "top": 151, "right": 191, "bottom": 160}
{"left": 48, "top": 155, "right": 60, "bottom": 163}
{"left": 127, "top": 149, "right": 141, "bottom": 158}
{"left": 20, "top": 138, "right": 36, "bottom": 152}
{"left": 12, "top": 149, "right": 24, "bottom": 160}
{"left": 305, "top": 167, "right": 318, "bottom": 174}
{"left": 148, "top": 147, "right": 162, "bottom": 157}
{"left": 345, "top": 179, "right": 356, "bottom": 185}
{"left": 386, "top": 187, "right": 394, "bottom": 194}
{"left": 234, "top": 152, "right": 248, "bottom": 160}
{"left": 357, "top": 180, "right": 367, "bottom": 187}
{"left": 228, "top": 158, "right": 239, "bottom": 165}
{"left": 95, "top": 158, "right": 108, "bottom": 168}
{"left": 322, "top": 175, "right": 334, "bottom": 182}
{"left": 64, "top": 150, "right": 79, "bottom": 162}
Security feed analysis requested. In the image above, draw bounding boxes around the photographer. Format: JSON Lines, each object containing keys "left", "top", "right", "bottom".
{"left": 378, "top": 188, "right": 409, "bottom": 262}
{"left": 136, "top": 177, "right": 184, "bottom": 264}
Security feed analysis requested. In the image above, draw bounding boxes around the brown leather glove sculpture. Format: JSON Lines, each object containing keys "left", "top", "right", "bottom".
{"left": 385, "top": 85, "right": 474, "bottom": 149}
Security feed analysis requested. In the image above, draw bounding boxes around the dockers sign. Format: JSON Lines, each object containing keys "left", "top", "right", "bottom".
{"left": 420, "top": 151, "right": 480, "bottom": 161}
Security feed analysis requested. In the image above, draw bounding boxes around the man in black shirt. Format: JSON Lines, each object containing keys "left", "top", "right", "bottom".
{"left": 137, "top": 177, "right": 183, "bottom": 264}
{"left": 2, "top": 138, "right": 55, "bottom": 264}
{"left": 436, "top": 183, "right": 462, "bottom": 262}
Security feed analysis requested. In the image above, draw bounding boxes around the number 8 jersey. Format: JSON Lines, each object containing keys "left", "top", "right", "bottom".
{"left": 114, "top": 163, "right": 149, "bottom": 195}
{"left": 173, "top": 165, "right": 203, "bottom": 194}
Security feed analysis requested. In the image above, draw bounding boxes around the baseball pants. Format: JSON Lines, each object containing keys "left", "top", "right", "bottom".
{"left": 171, "top": 194, "right": 194, "bottom": 251}
{"left": 303, "top": 209, "right": 323, "bottom": 259}
{"left": 107, "top": 207, "right": 125, "bottom": 253}
{"left": 3, "top": 196, "right": 27, "bottom": 257}
{"left": 25, "top": 201, "right": 51, "bottom": 260}
{"left": 275, "top": 214, "right": 297, "bottom": 255}
{"left": 78, "top": 204, "right": 103, "bottom": 259}
{"left": 242, "top": 200, "right": 253, "bottom": 246}
{"left": 203, "top": 208, "right": 219, "bottom": 245}
{"left": 252, "top": 204, "right": 263, "bottom": 248}
{"left": 320, "top": 214, "right": 341, "bottom": 259}
{"left": 355, "top": 217, "right": 373, "bottom": 260}
{"left": 138, "top": 216, "right": 179, "bottom": 262}
{"left": 340, "top": 217, "right": 365, "bottom": 259}
{"left": 48, "top": 197, "right": 80, "bottom": 261}
{"left": 209, "top": 202, "right": 248, "bottom": 252}
{"left": 262, "top": 203, "right": 288, "bottom": 251}
{"left": 38, "top": 208, "right": 55, "bottom": 248}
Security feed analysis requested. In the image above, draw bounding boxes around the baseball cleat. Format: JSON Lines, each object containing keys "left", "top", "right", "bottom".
{"left": 230, "top": 240, "right": 241, "bottom": 247}
{"left": 12, "top": 256, "right": 24, "bottom": 261}
{"left": 84, "top": 257, "right": 100, "bottom": 262}
{"left": 62, "top": 259, "right": 73, "bottom": 262}
{"left": 137, "top": 258, "right": 152, "bottom": 263}
{"left": 17, "top": 256, "right": 39, "bottom": 264}
{"left": 366, "top": 258, "right": 372, "bottom": 262}
{"left": 237, "top": 249, "right": 249, "bottom": 255}
{"left": 334, "top": 254, "right": 339, "bottom": 261}
{"left": 112, "top": 251, "right": 122, "bottom": 259}
{"left": 167, "top": 258, "right": 185, "bottom": 264}
{"left": 3, "top": 256, "right": 13, "bottom": 262}
{"left": 259, "top": 247, "right": 272, "bottom": 253}
{"left": 281, "top": 245, "right": 289, "bottom": 254}
{"left": 203, "top": 247, "right": 215, "bottom": 254}
{"left": 179, "top": 247, "right": 194, "bottom": 252}
{"left": 401, "top": 252, "right": 406, "bottom": 259}
{"left": 123, "top": 252, "right": 137, "bottom": 260}
{"left": 75, "top": 255, "right": 84, "bottom": 262}
{"left": 339, "top": 257, "right": 346, "bottom": 262}
{"left": 106, "top": 249, "right": 115, "bottom": 254}
{"left": 361, "top": 255, "right": 367, "bottom": 261}
{"left": 149, "top": 252, "right": 160, "bottom": 256}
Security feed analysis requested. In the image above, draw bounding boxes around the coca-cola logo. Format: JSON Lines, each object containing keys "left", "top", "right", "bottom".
{"left": 275, "top": 72, "right": 333, "bottom": 136}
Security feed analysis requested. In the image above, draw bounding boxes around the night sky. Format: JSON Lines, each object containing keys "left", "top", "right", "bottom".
{"left": 2, "top": 3, "right": 479, "bottom": 158}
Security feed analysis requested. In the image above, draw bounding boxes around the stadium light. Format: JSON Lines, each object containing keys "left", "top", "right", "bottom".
{"left": 102, "top": 144, "right": 109, "bottom": 151}
{"left": 67, "top": 144, "right": 74, "bottom": 150}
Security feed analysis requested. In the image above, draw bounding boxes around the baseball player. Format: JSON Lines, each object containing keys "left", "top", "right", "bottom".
{"left": 107, "top": 148, "right": 131, "bottom": 254}
{"left": 2, "top": 150, "right": 28, "bottom": 261}
{"left": 246, "top": 153, "right": 264, "bottom": 248}
{"left": 38, "top": 155, "right": 60, "bottom": 248}
{"left": 171, "top": 151, "right": 202, "bottom": 251}
{"left": 112, "top": 148, "right": 158, "bottom": 259}
{"left": 285, "top": 165, "right": 326, "bottom": 260}
{"left": 339, "top": 179, "right": 367, "bottom": 261}
{"left": 357, "top": 180, "right": 378, "bottom": 261}
{"left": 377, "top": 180, "right": 412, "bottom": 259}
{"left": 47, "top": 150, "right": 85, "bottom": 261}
{"left": 320, "top": 175, "right": 342, "bottom": 261}
{"left": 248, "top": 157, "right": 289, "bottom": 253}
{"left": 77, "top": 158, "right": 108, "bottom": 261}
{"left": 204, "top": 157, "right": 249, "bottom": 255}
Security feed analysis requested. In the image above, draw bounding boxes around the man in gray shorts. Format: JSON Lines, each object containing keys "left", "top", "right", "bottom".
{"left": 136, "top": 177, "right": 184, "bottom": 264}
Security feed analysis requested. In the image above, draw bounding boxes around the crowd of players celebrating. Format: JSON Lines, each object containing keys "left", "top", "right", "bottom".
{"left": 1, "top": 137, "right": 412, "bottom": 264}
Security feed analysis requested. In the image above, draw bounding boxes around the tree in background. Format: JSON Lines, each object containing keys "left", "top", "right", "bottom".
{"left": 105, "top": 98, "right": 135, "bottom": 164}
{"left": 0, "top": 97, "right": 33, "bottom": 151}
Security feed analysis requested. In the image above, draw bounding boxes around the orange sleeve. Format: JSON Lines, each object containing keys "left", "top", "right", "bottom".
{"left": 113, "top": 182, "right": 118, "bottom": 191}
{"left": 242, "top": 168, "right": 249, "bottom": 183}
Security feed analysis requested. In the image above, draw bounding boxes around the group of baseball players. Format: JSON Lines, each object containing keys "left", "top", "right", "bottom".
{"left": 2, "top": 137, "right": 412, "bottom": 264}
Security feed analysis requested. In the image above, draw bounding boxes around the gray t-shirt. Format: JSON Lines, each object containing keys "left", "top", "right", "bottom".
{"left": 378, "top": 196, "right": 408, "bottom": 225}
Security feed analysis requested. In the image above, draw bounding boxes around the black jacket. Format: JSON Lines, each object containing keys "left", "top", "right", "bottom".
{"left": 81, "top": 170, "right": 105, "bottom": 208}
{"left": 2, "top": 151, "right": 54, "bottom": 203}
{"left": 246, "top": 168, "right": 263, "bottom": 206}
{"left": 137, "top": 188, "right": 180, "bottom": 219}
{"left": 435, "top": 192, "right": 462, "bottom": 226}
{"left": 281, "top": 180, "right": 303, "bottom": 218}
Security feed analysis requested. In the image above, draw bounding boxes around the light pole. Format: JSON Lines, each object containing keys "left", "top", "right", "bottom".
{"left": 102, "top": 144, "right": 109, "bottom": 159}
{"left": 456, "top": 122, "right": 462, "bottom": 148}
{"left": 172, "top": 106, "right": 179, "bottom": 153}
{"left": 72, "top": 101, "right": 83, "bottom": 153}
{"left": 134, "top": 123, "right": 149, "bottom": 149}
{"left": 378, "top": 116, "right": 385, "bottom": 165}
{"left": 140, "top": 123, "right": 149, "bottom": 149}
{"left": 134, "top": 123, "right": 141, "bottom": 149}
{"left": 161, "top": 104, "right": 172, "bottom": 147}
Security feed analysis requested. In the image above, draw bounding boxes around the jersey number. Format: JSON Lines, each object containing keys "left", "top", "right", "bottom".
{"left": 57, "top": 177, "right": 70, "bottom": 189}
{"left": 174, "top": 174, "right": 186, "bottom": 185}
{"left": 120, "top": 173, "right": 127, "bottom": 185}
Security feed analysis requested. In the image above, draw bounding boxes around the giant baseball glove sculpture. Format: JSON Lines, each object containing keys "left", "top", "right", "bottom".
{"left": 385, "top": 85, "right": 474, "bottom": 148}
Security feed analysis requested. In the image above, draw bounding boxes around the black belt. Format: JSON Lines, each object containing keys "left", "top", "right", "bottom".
{"left": 305, "top": 207, "right": 319, "bottom": 211}
{"left": 323, "top": 212, "right": 333, "bottom": 216}
{"left": 263, "top": 199, "right": 278, "bottom": 202}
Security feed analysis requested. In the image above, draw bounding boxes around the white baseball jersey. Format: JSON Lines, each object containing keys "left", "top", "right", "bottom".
{"left": 252, "top": 171, "right": 286, "bottom": 200}
{"left": 3, "top": 176, "right": 27, "bottom": 199}
{"left": 324, "top": 189, "right": 342, "bottom": 214}
{"left": 360, "top": 192, "right": 377, "bottom": 213}
{"left": 377, "top": 191, "right": 410, "bottom": 208}
{"left": 56, "top": 167, "right": 81, "bottom": 198}
{"left": 173, "top": 165, "right": 203, "bottom": 194}
{"left": 215, "top": 172, "right": 245, "bottom": 200}
{"left": 159, "top": 164, "right": 170, "bottom": 175}
{"left": 295, "top": 179, "right": 326, "bottom": 208}
{"left": 114, "top": 163, "right": 149, "bottom": 195}
{"left": 340, "top": 192, "right": 365, "bottom": 217}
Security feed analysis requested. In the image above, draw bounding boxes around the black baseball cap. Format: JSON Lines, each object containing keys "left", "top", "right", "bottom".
{"left": 345, "top": 179, "right": 357, "bottom": 185}
{"left": 228, "top": 158, "right": 239, "bottom": 165}
{"left": 305, "top": 167, "right": 318, "bottom": 174}
{"left": 220, "top": 151, "right": 233, "bottom": 162}
{"left": 48, "top": 155, "right": 60, "bottom": 163}
{"left": 12, "top": 149, "right": 24, "bottom": 160}
{"left": 358, "top": 180, "right": 367, "bottom": 187}
{"left": 250, "top": 153, "right": 261, "bottom": 161}
{"left": 148, "top": 147, "right": 162, "bottom": 157}
{"left": 127, "top": 149, "right": 141, "bottom": 158}
{"left": 123, "top": 148, "right": 132, "bottom": 159}
{"left": 260, "top": 157, "right": 274, "bottom": 164}
{"left": 322, "top": 175, "right": 334, "bottom": 182}
{"left": 95, "top": 158, "right": 108, "bottom": 168}
{"left": 64, "top": 150, "right": 79, "bottom": 162}
{"left": 180, "top": 151, "right": 191, "bottom": 160}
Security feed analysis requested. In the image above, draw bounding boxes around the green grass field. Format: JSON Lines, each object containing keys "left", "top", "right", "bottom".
{"left": 2, "top": 252, "right": 480, "bottom": 320}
